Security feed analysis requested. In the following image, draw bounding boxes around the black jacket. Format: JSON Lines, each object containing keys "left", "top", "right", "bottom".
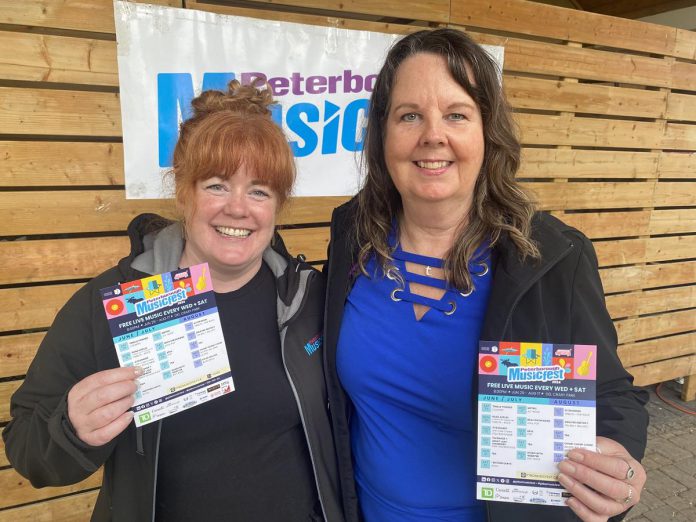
{"left": 323, "top": 198, "right": 649, "bottom": 522}
{"left": 4, "top": 214, "right": 343, "bottom": 522}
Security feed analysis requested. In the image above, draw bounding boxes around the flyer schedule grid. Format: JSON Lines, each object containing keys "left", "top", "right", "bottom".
{"left": 100, "top": 263, "right": 234, "bottom": 427}
{"left": 476, "top": 341, "right": 596, "bottom": 506}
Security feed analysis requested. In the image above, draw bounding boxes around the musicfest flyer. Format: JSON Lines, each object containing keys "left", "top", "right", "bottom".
{"left": 100, "top": 263, "right": 234, "bottom": 427}
{"left": 476, "top": 341, "right": 596, "bottom": 506}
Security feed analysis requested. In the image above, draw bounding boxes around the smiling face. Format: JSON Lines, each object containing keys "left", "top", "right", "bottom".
{"left": 179, "top": 166, "right": 277, "bottom": 292}
{"left": 384, "top": 52, "right": 485, "bottom": 214}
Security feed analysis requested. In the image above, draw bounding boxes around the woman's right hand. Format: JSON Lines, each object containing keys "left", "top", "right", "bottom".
{"left": 67, "top": 367, "right": 142, "bottom": 447}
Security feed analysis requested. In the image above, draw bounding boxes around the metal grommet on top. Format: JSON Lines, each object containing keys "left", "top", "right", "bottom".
{"left": 390, "top": 288, "right": 403, "bottom": 302}
{"left": 444, "top": 301, "right": 457, "bottom": 315}
{"left": 475, "top": 262, "right": 489, "bottom": 277}
{"left": 460, "top": 287, "right": 473, "bottom": 298}
{"left": 386, "top": 267, "right": 399, "bottom": 281}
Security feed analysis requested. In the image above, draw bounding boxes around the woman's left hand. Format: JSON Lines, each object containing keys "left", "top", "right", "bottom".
{"left": 557, "top": 436, "right": 646, "bottom": 521}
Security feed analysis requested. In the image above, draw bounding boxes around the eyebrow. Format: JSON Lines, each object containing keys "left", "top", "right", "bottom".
{"left": 391, "top": 101, "right": 477, "bottom": 112}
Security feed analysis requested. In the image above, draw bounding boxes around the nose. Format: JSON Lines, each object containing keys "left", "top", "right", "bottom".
{"left": 420, "top": 117, "right": 447, "bottom": 147}
{"left": 223, "top": 192, "right": 249, "bottom": 217}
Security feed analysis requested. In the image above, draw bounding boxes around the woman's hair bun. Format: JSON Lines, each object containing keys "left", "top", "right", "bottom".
{"left": 190, "top": 78, "right": 275, "bottom": 119}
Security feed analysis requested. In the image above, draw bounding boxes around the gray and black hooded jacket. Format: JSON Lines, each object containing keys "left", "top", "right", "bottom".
{"left": 3, "top": 214, "right": 343, "bottom": 522}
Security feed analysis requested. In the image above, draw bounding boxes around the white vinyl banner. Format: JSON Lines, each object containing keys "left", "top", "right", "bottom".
{"left": 114, "top": 1, "right": 503, "bottom": 199}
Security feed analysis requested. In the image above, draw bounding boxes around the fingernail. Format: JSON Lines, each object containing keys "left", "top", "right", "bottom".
{"left": 557, "top": 472, "right": 574, "bottom": 487}
{"left": 134, "top": 366, "right": 144, "bottom": 376}
{"left": 567, "top": 450, "right": 584, "bottom": 462}
{"left": 558, "top": 461, "right": 576, "bottom": 474}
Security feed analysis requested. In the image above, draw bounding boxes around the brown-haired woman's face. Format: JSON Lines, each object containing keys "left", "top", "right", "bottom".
{"left": 181, "top": 166, "right": 277, "bottom": 283}
{"left": 384, "top": 53, "right": 484, "bottom": 214}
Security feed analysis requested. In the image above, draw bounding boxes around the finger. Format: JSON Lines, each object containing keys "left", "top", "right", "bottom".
{"left": 80, "top": 410, "right": 135, "bottom": 447}
{"left": 565, "top": 496, "right": 609, "bottom": 522}
{"left": 558, "top": 459, "right": 635, "bottom": 506}
{"left": 75, "top": 394, "right": 136, "bottom": 443}
{"left": 73, "top": 379, "right": 138, "bottom": 417}
{"left": 70, "top": 367, "right": 142, "bottom": 402}
{"left": 566, "top": 448, "right": 636, "bottom": 482}
{"left": 558, "top": 471, "right": 625, "bottom": 519}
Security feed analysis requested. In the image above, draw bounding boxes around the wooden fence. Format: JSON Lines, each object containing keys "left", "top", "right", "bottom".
{"left": 0, "top": 0, "right": 694, "bottom": 518}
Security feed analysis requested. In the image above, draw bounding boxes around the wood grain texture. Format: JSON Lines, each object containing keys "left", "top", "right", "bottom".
{"left": 628, "top": 354, "right": 696, "bottom": 387}
{"left": 0, "top": 466, "right": 102, "bottom": 509}
{"left": 601, "top": 261, "right": 696, "bottom": 294}
{"left": 505, "top": 76, "right": 666, "bottom": 119}
{"left": 658, "top": 152, "right": 696, "bottom": 179}
{"left": 520, "top": 150, "right": 660, "bottom": 179}
{"left": 0, "top": 438, "right": 7, "bottom": 467}
{"left": 649, "top": 208, "right": 696, "bottom": 235}
{"left": 0, "top": 490, "right": 98, "bottom": 522}
{"left": 662, "top": 123, "right": 696, "bottom": 151}
{"left": 594, "top": 239, "right": 647, "bottom": 267}
{"left": 666, "top": 93, "right": 696, "bottom": 123}
{"left": 619, "top": 332, "right": 696, "bottom": 368}
{"left": 0, "top": 380, "right": 21, "bottom": 423}
{"left": 557, "top": 211, "right": 651, "bottom": 239}
{"left": 516, "top": 114, "right": 665, "bottom": 149}
{"left": 0, "top": 0, "right": 182, "bottom": 33}
{"left": 0, "top": 31, "right": 117, "bottom": 85}
{"left": 0, "top": 283, "right": 82, "bottom": 333}
{"left": 0, "top": 87, "right": 121, "bottom": 137}
{"left": 211, "top": 0, "right": 450, "bottom": 22}
{"left": 0, "top": 142, "right": 124, "bottom": 187}
{"left": 0, "top": 332, "right": 45, "bottom": 378}
{"left": 450, "top": 0, "right": 688, "bottom": 59}
{"left": 525, "top": 181, "right": 656, "bottom": 211}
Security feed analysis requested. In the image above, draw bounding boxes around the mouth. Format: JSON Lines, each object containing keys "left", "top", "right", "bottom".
{"left": 414, "top": 160, "right": 452, "bottom": 170}
{"left": 214, "top": 226, "right": 251, "bottom": 238}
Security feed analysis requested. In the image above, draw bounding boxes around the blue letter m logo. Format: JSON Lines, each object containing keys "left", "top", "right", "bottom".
{"left": 157, "top": 72, "right": 236, "bottom": 167}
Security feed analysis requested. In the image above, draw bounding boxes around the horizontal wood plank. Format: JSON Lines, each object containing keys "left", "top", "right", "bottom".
{"left": 526, "top": 181, "right": 656, "bottom": 211}
{"left": 505, "top": 76, "right": 666, "bottom": 119}
{"left": 516, "top": 114, "right": 665, "bottom": 149}
{"left": 0, "top": 0, "right": 181, "bottom": 33}
{"left": 0, "top": 332, "right": 45, "bottom": 378}
{"left": 636, "top": 285, "right": 696, "bottom": 316}
{"left": 0, "top": 31, "right": 117, "bottom": 85}
{"left": 0, "top": 490, "right": 98, "bottom": 522}
{"left": 648, "top": 208, "right": 696, "bottom": 235}
{"left": 0, "top": 87, "right": 121, "bottom": 137}
{"left": 0, "top": 237, "right": 129, "bottom": 285}
{"left": 654, "top": 182, "right": 696, "bottom": 207}
{"left": 277, "top": 227, "right": 329, "bottom": 262}
{"left": 600, "top": 265, "right": 648, "bottom": 294}
{"left": 625, "top": 309, "right": 696, "bottom": 343}
{"left": 0, "top": 284, "right": 82, "bottom": 333}
{"left": 520, "top": 150, "right": 660, "bottom": 179}
{"left": 662, "top": 123, "right": 696, "bottom": 151}
{"left": 594, "top": 239, "right": 647, "bottom": 267}
{"left": 451, "top": 0, "right": 688, "bottom": 59}
{"left": 619, "top": 332, "right": 696, "bottom": 367}
{"left": 628, "top": 354, "right": 696, "bottom": 387}
{"left": 557, "top": 211, "right": 651, "bottom": 239}
{"left": 0, "top": 466, "right": 101, "bottom": 510}
{"left": 0, "top": 142, "right": 124, "bottom": 187}
{"left": 646, "top": 235, "right": 696, "bottom": 263}
{"left": 0, "top": 438, "right": 7, "bottom": 468}
{"left": 658, "top": 152, "right": 696, "bottom": 179}
{"left": 471, "top": 32, "right": 672, "bottom": 89}
{"left": 601, "top": 260, "right": 696, "bottom": 294}
{"left": 0, "top": 380, "right": 22, "bottom": 422}
{"left": 666, "top": 92, "right": 696, "bottom": 123}
{"left": 200, "top": 0, "right": 450, "bottom": 22}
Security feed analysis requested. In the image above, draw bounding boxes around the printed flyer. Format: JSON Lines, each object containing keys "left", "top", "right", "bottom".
{"left": 100, "top": 263, "right": 234, "bottom": 427}
{"left": 476, "top": 341, "right": 596, "bottom": 506}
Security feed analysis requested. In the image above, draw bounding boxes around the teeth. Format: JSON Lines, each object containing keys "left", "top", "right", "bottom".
{"left": 215, "top": 226, "right": 251, "bottom": 238}
{"left": 416, "top": 160, "right": 451, "bottom": 169}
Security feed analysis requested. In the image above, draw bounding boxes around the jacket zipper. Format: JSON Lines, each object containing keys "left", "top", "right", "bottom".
{"left": 485, "top": 241, "right": 574, "bottom": 522}
{"left": 279, "top": 269, "right": 330, "bottom": 521}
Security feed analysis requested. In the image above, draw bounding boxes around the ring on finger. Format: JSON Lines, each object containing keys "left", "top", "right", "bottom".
{"left": 625, "top": 464, "right": 636, "bottom": 482}
{"left": 622, "top": 485, "right": 633, "bottom": 505}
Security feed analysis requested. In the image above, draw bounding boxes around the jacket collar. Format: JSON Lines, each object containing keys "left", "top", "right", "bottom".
{"left": 481, "top": 214, "right": 574, "bottom": 336}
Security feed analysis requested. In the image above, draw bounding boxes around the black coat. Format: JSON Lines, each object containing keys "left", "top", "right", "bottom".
{"left": 323, "top": 198, "right": 649, "bottom": 522}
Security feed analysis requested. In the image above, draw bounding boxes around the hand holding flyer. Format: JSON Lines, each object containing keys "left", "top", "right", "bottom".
{"left": 476, "top": 341, "right": 596, "bottom": 506}
{"left": 100, "top": 263, "right": 234, "bottom": 427}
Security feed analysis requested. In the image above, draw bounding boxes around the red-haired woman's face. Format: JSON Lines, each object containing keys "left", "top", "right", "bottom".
{"left": 179, "top": 166, "right": 277, "bottom": 291}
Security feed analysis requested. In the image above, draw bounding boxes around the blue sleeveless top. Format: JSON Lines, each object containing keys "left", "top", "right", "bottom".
{"left": 337, "top": 241, "right": 492, "bottom": 521}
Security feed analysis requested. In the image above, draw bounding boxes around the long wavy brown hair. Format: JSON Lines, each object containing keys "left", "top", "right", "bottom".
{"left": 172, "top": 79, "right": 295, "bottom": 220}
{"left": 356, "top": 28, "right": 539, "bottom": 292}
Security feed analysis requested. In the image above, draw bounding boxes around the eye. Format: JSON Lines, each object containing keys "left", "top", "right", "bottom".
{"left": 447, "top": 113, "right": 467, "bottom": 121}
{"left": 400, "top": 112, "right": 420, "bottom": 122}
{"left": 204, "top": 182, "right": 227, "bottom": 194}
{"left": 249, "top": 188, "right": 272, "bottom": 200}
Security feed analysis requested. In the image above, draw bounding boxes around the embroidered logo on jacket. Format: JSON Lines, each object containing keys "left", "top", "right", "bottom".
{"left": 304, "top": 334, "right": 322, "bottom": 356}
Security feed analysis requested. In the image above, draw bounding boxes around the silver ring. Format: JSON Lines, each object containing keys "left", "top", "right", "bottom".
{"left": 460, "top": 287, "right": 473, "bottom": 297}
{"left": 390, "top": 288, "right": 403, "bottom": 302}
{"left": 444, "top": 301, "right": 457, "bottom": 315}
{"left": 625, "top": 464, "right": 635, "bottom": 482}
{"left": 622, "top": 485, "right": 633, "bottom": 505}
{"left": 475, "top": 262, "right": 489, "bottom": 277}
